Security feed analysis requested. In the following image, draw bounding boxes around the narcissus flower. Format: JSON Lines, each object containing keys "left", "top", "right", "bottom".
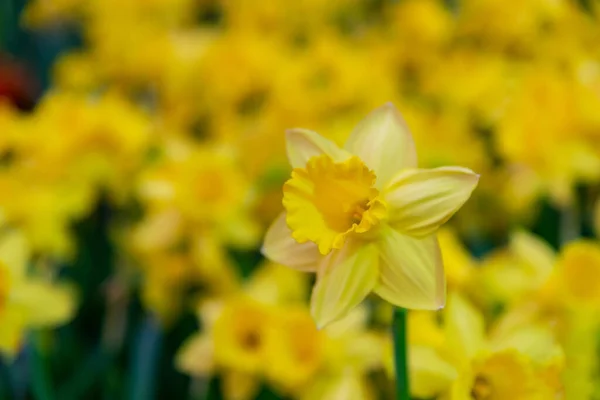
{"left": 262, "top": 103, "right": 479, "bottom": 327}
{"left": 0, "top": 229, "right": 75, "bottom": 356}
{"left": 408, "top": 293, "right": 562, "bottom": 399}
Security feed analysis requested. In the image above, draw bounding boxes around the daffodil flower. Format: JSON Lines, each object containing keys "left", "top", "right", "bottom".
{"left": 262, "top": 103, "right": 479, "bottom": 327}
{"left": 408, "top": 292, "right": 562, "bottom": 399}
{"left": 0, "top": 229, "right": 75, "bottom": 356}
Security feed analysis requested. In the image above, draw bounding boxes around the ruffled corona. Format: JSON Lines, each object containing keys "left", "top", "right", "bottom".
{"left": 283, "top": 154, "right": 387, "bottom": 255}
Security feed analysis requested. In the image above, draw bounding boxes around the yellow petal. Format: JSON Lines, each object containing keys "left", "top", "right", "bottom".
{"left": 374, "top": 227, "right": 445, "bottom": 310}
{"left": 221, "top": 370, "right": 261, "bottom": 400}
{"left": 384, "top": 167, "right": 479, "bottom": 236}
{"left": 286, "top": 128, "right": 349, "bottom": 169}
{"left": 556, "top": 240, "right": 600, "bottom": 306}
{"left": 444, "top": 292, "right": 485, "bottom": 364}
{"left": 0, "top": 230, "right": 29, "bottom": 278}
{"left": 324, "top": 305, "right": 369, "bottom": 337}
{"left": 310, "top": 242, "right": 378, "bottom": 328}
{"left": 261, "top": 212, "right": 320, "bottom": 272}
{"left": 409, "top": 345, "right": 457, "bottom": 399}
{"left": 344, "top": 103, "right": 417, "bottom": 188}
{"left": 489, "top": 325, "right": 564, "bottom": 367}
{"left": 175, "top": 333, "right": 215, "bottom": 376}
{"left": 10, "top": 280, "right": 76, "bottom": 327}
{"left": 0, "top": 306, "right": 26, "bottom": 357}
{"left": 509, "top": 230, "right": 556, "bottom": 284}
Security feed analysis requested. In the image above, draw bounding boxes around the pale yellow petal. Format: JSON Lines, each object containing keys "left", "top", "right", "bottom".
{"left": 10, "top": 281, "right": 76, "bottom": 327}
{"left": 286, "top": 128, "right": 349, "bottom": 169}
{"left": 310, "top": 242, "right": 378, "bottom": 328}
{"left": 509, "top": 229, "right": 556, "bottom": 284}
{"left": 175, "top": 333, "right": 215, "bottom": 376}
{"left": 385, "top": 167, "right": 479, "bottom": 236}
{"left": 324, "top": 305, "right": 370, "bottom": 337}
{"left": 302, "top": 370, "right": 372, "bottom": 400}
{"left": 444, "top": 292, "right": 485, "bottom": 364}
{"left": 409, "top": 345, "right": 458, "bottom": 399}
{"left": 0, "top": 230, "right": 29, "bottom": 278}
{"left": 374, "top": 227, "right": 445, "bottom": 310}
{"left": 489, "top": 325, "right": 564, "bottom": 366}
{"left": 344, "top": 103, "right": 417, "bottom": 187}
{"left": 261, "top": 212, "right": 320, "bottom": 272}
{"left": 245, "top": 262, "right": 308, "bottom": 305}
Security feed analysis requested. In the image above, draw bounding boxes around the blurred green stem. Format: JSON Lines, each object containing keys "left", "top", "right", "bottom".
{"left": 57, "top": 347, "right": 113, "bottom": 400}
{"left": 0, "top": 358, "right": 14, "bottom": 399}
{"left": 128, "top": 316, "right": 162, "bottom": 400}
{"left": 392, "top": 307, "right": 410, "bottom": 400}
{"left": 30, "top": 334, "right": 55, "bottom": 400}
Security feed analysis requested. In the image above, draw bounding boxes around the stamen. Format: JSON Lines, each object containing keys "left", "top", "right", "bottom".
{"left": 351, "top": 201, "right": 369, "bottom": 224}
{"left": 471, "top": 375, "right": 493, "bottom": 400}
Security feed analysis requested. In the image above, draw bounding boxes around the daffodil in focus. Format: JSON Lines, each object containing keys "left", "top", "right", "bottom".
{"left": 0, "top": 228, "right": 75, "bottom": 356}
{"left": 262, "top": 103, "right": 479, "bottom": 327}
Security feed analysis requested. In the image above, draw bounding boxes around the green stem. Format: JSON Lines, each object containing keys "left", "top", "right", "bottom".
{"left": 392, "top": 307, "right": 410, "bottom": 400}
{"left": 30, "top": 333, "right": 55, "bottom": 400}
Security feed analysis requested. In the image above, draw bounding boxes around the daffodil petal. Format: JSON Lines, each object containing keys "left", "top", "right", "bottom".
{"left": 374, "top": 227, "right": 445, "bottom": 310}
{"left": 385, "top": 167, "right": 479, "bottom": 236}
{"left": 343, "top": 103, "right": 417, "bottom": 188}
{"left": 509, "top": 229, "right": 556, "bottom": 284}
{"left": 0, "top": 307, "right": 26, "bottom": 357}
{"left": 10, "top": 280, "right": 76, "bottom": 327}
{"left": 445, "top": 292, "right": 485, "bottom": 364}
{"left": 488, "top": 325, "right": 564, "bottom": 366}
{"left": 286, "top": 128, "right": 349, "bottom": 169}
{"left": 410, "top": 345, "right": 458, "bottom": 399}
{"left": 0, "top": 230, "right": 29, "bottom": 278}
{"left": 175, "top": 333, "right": 215, "bottom": 376}
{"left": 310, "top": 242, "right": 378, "bottom": 328}
{"left": 261, "top": 212, "right": 320, "bottom": 272}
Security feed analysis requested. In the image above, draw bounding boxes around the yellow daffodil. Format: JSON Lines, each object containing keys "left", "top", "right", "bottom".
{"left": 137, "top": 141, "right": 260, "bottom": 249}
{"left": 262, "top": 103, "right": 479, "bottom": 327}
{"left": 177, "top": 264, "right": 384, "bottom": 400}
{"left": 408, "top": 292, "right": 562, "bottom": 400}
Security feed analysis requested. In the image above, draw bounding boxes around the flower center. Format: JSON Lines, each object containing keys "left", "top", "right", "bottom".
{"left": 283, "top": 154, "right": 387, "bottom": 255}
{"left": 471, "top": 375, "right": 493, "bottom": 400}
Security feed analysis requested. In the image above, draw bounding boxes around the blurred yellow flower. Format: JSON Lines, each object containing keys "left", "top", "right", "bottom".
{"left": 409, "top": 293, "right": 562, "bottom": 399}
{"left": 0, "top": 229, "right": 75, "bottom": 356}
{"left": 474, "top": 230, "right": 555, "bottom": 309}
{"left": 263, "top": 103, "right": 479, "bottom": 327}
{"left": 138, "top": 142, "right": 260, "bottom": 249}
{"left": 177, "top": 264, "right": 383, "bottom": 400}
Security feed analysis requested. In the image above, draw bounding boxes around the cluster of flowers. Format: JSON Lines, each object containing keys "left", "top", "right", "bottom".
{"left": 0, "top": 0, "right": 599, "bottom": 398}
